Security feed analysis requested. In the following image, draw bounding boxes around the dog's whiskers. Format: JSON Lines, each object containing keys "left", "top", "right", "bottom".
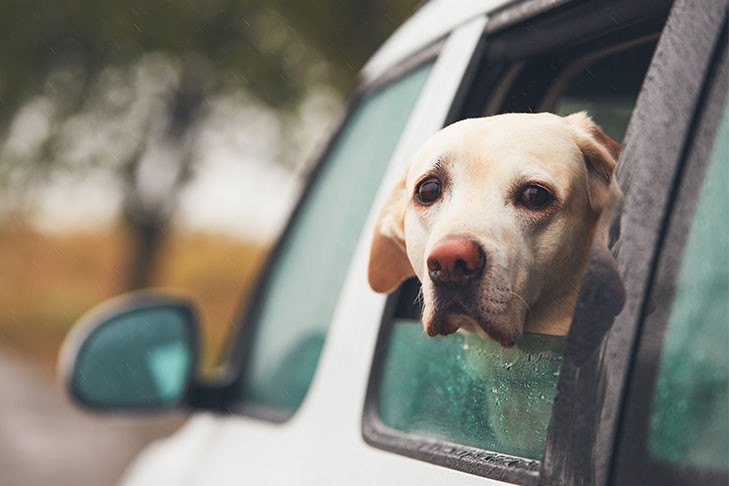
{"left": 413, "top": 285, "right": 424, "bottom": 306}
{"left": 509, "top": 290, "right": 532, "bottom": 323}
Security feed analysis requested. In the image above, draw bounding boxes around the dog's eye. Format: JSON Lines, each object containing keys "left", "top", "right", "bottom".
{"left": 416, "top": 178, "right": 442, "bottom": 204}
{"left": 519, "top": 184, "right": 553, "bottom": 209}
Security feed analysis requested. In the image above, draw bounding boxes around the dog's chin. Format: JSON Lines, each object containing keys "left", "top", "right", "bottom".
{"left": 421, "top": 277, "right": 526, "bottom": 347}
{"left": 423, "top": 305, "right": 523, "bottom": 348}
{"left": 473, "top": 316, "right": 523, "bottom": 348}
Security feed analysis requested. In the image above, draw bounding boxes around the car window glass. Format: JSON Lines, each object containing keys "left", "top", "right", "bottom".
{"left": 237, "top": 62, "right": 433, "bottom": 416}
{"left": 380, "top": 314, "right": 565, "bottom": 458}
{"left": 647, "top": 96, "right": 729, "bottom": 472}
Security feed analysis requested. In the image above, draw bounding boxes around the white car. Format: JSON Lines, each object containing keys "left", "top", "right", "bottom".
{"left": 59, "top": 0, "right": 729, "bottom": 484}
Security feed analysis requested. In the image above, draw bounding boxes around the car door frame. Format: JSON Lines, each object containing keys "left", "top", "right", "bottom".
{"left": 540, "top": 1, "right": 729, "bottom": 485}
{"left": 609, "top": 12, "right": 729, "bottom": 486}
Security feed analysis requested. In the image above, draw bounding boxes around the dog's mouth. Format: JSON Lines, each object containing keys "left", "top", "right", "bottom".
{"left": 423, "top": 283, "right": 521, "bottom": 348}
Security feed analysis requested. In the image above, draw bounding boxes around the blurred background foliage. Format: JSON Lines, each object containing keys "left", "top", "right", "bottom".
{"left": 0, "top": 0, "right": 420, "bottom": 373}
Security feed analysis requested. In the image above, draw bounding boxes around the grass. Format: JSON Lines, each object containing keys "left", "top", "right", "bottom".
{"left": 0, "top": 219, "right": 269, "bottom": 376}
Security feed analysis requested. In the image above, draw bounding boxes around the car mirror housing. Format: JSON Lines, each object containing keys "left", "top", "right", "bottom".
{"left": 58, "top": 291, "right": 200, "bottom": 413}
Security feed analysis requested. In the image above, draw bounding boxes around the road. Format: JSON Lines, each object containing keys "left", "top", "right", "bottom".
{"left": 0, "top": 350, "right": 182, "bottom": 486}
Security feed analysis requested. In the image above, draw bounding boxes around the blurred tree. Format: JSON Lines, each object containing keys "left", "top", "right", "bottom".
{"left": 0, "top": 0, "right": 420, "bottom": 288}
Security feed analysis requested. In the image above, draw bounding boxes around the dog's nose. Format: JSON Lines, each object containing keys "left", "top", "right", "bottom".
{"left": 427, "top": 236, "right": 485, "bottom": 284}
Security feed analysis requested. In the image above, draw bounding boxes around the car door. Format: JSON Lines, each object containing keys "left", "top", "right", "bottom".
{"left": 541, "top": 0, "right": 729, "bottom": 484}
{"left": 608, "top": 6, "right": 729, "bottom": 486}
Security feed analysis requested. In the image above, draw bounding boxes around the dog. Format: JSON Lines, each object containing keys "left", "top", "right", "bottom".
{"left": 367, "top": 112, "right": 622, "bottom": 348}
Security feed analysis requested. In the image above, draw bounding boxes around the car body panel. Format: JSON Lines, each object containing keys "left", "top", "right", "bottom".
{"left": 361, "top": 0, "right": 505, "bottom": 84}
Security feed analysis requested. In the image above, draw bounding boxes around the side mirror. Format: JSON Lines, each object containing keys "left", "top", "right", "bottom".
{"left": 58, "top": 291, "right": 200, "bottom": 412}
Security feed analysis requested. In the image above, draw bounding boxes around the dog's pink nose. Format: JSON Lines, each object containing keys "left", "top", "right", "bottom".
{"left": 427, "top": 236, "right": 485, "bottom": 284}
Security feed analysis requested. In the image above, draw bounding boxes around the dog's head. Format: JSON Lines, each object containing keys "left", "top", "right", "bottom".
{"left": 368, "top": 112, "right": 621, "bottom": 347}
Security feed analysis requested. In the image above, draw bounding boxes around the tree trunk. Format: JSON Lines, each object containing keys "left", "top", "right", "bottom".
{"left": 125, "top": 215, "right": 166, "bottom": 291}
{"left": 121, "top": 56, "right": 209, "bottom": 291}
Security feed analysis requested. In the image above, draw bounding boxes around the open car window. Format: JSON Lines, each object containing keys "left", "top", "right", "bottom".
{"left": 497, "top": 36, "right": 659, "bottom": 143}
{"left": 363, "top": 1, "right": 670, "bottom": 483}
{"left": 548, "top": 39, "right": 658, "bottom": 143}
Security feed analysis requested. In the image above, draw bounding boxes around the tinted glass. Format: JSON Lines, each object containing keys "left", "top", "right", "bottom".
{"left": 238, "top": 63, "right": 433, "bottom": 415}
{"left": 647, "top": 98, "right": 729, "bottom": 472}
{"left": 379, "top": 319, "right": 564, "bottom": 459}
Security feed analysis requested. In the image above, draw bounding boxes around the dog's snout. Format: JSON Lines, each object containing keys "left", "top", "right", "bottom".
{"left": 427, "top": 237, "right": 485, "bottom": 285}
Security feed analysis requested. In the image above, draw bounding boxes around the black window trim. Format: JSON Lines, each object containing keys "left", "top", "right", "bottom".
{"left": 362, "top": 1, "right": 674, "bottom": 484}
{"left": 610, "top": 15, "right": 728, "bottom": 486}
{"left": 540, "top": 1, "right": 729, "bottom": 485}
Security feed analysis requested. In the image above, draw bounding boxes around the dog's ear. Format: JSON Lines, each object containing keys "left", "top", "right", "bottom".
{"left": 565, "top": 112, "right": 621, "bottom": 212}
{"left": 564, "top": 113, "right": 626, "bottom": 365}
{"left": 368, "top": 170, "right": 414, "bottom": 293}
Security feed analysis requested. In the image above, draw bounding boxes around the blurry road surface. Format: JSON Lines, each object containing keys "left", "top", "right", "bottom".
{"left": 0, "top": 350, "right": 182, "bottom": 486}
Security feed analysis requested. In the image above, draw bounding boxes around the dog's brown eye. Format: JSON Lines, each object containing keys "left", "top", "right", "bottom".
{"left": 416, "top": 178, "right": 442, "bottom": 204}
{"left": 519, "top": 184, "right": 553, "bottom": 209}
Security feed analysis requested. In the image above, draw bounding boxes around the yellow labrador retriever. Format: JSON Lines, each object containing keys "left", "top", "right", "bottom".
{"left": 367, "top": 112, "right": 621, "bottom": 347}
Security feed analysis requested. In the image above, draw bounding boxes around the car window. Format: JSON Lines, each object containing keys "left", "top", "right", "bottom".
{"left": 363, "top": 5, "right": 666, "bottom": 480}
{"left": 550, "top": 40, "right": 658, "bottom": 142}
{"left": 235, "top": 61, "right": 434, "bottom": 417}
{"left": 612, "top": 34, "right": 728, "bottom": 484}
{"left": 378, "top": 313, "right": 565, "bottom": 459}
{"left": 647, "top": 94, "right": 729, "bottom": 473}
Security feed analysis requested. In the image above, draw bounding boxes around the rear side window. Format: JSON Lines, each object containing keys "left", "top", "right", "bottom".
{"left": 612, "top": 36, "right": 728, "bottom": 485}
{"left": 235, "top": 62, "right": 434, "bottom": 418}
{"left": 647, "top": 96, "right": 729, "bottom": 471}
